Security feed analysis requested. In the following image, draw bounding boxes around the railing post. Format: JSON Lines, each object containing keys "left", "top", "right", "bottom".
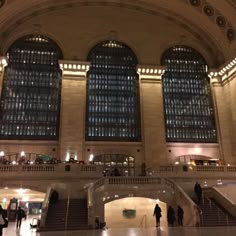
{"left": 65, "top": 189, "right": 70, "bottom": 231}
{"left": 140, "top": 214, "right": 147, "bottom": 228}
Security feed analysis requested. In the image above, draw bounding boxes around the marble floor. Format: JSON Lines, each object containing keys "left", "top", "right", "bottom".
{"left": 3, "top": 217, "right": 236, "bottom": 236}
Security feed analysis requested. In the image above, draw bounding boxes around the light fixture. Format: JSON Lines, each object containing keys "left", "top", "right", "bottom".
{"left": 20, "top": 151, "right": 25, "bottom": 157}
{"left": 89, "top": 154, "right": 94, "bottom": 162}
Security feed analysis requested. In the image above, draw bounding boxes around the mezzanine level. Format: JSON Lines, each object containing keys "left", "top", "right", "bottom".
{"left": 0, "top": 163, "right": 236, "bottom": 181}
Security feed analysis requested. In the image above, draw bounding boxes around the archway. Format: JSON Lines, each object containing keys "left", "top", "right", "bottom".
{"left": 105, "top": 197, "right": 167, "bottom": 228}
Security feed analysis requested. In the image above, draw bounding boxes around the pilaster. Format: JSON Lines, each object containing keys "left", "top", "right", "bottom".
{"left": 209, "top": 60, "right": 236, "bottom": 164}
{"left": 59, "top": 60, "right": 90, "bottom": 162}
{"left": 138, "top": 65, "right": 167, "bottom": 167}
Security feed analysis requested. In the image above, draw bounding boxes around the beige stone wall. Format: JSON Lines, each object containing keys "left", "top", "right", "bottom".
{"left": 140, "top": 78, "right": 167, "bottom": 166}
{"left": 59, "top": 76, "right": 86, "bottom": 161}
{"left": 1, "top": 5, "right": 219, "bottom": 67}
{"left": 221, "top": 78, "right": 236, "bottom": 164}
{"left": 212, "top": 78, "right": 236, "bottom": 164}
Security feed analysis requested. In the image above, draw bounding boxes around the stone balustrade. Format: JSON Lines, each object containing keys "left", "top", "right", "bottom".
{"left": 0, "top": 163, "right": 103, "bottom": 179}
{"left": 0, "top": 164, "right": 236, "bottom": 180}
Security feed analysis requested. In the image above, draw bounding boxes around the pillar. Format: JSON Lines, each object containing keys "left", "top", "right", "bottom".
{"left": 59, "top": 60, "right": 90, "bottom": 162}
{"left": 138, "top": 65, "right": 167, "bottom": 168}
{"left": 209, "top": 59, "right": 236, "bottom": 164}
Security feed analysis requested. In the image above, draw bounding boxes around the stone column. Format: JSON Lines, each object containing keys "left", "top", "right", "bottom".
{"left": 138, "top": 65, "right": 167, "bottom": 168}
{"left": 59, "top": 60, "right": 90, "bottom": 162}
{"left": 209, "top": 62, "right": 236, "bottom": 165}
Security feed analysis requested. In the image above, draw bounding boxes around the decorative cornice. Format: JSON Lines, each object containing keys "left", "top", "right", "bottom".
{"left": 209, "top": 57, "right": 236, "bottom": 84}
{"left": 59, "top": 60, "right": 90, "bottom": 78}
{"left": 137, "top": 65, "right": 165, "bottom": 82}
{"left": 188, "top": 0, "right": 235, "bottom": 42}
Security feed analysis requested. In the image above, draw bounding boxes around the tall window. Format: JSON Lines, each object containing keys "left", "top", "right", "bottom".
{"left": 161, "top": 46, "right": 217, "bottom": 143}
{"left": 0, "top": 35, "right": 62, "bottom": 140}
{"left": 86, "top": 40, "right": 141, "bottom": 141}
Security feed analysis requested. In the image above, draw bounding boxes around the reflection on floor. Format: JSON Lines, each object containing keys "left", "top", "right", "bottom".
{"left": 3, "top": 216, "right": 236, "bottom": 236}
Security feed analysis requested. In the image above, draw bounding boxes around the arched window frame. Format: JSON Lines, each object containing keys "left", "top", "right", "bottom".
{"left": 0, "top": 34, "right": 63, "bottom": 140}
{"left": 161, "top": 46, "right": 217, "bottom": 143}
{"left": 86, "top": 40, "right": 141, "bottom": 141}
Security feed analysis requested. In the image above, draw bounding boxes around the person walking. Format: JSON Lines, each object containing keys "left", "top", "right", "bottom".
{"left": 0, "top": 205, "right": 8, "bottom": 236}
{"left": 167, "top": 205, "right": 176, "bottom": 226}
{"left": 177, "top": 205, "right": 184, "bottom": 226}
{"left": 153, "top": 204, "right": 162, "bottom": 227}
{"left": 15, "top": 206, "right": 26, "bottom": 229}
{"left": 194, "top": 182, "right": 202, "bottom": 204}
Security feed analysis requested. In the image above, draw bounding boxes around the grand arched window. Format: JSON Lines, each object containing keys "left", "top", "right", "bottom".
{"left": 161, "top": 46, "right": 217, "bottom": 143}
{"left": 0, "top": 35, "right": 63, "bottom": 140}
{"left": 86, "top": 40, "right": 141, "bottom": 141}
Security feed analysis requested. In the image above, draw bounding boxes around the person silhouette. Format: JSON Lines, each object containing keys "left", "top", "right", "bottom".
{"left": 194, "top": 182, "right": 202, "bottom": 204}
{"left": 153, "top": 204, "right": 162, "bottom": 227}
{"left": 177, "top": 205, "right": 184, "bottom": 226}
{"left": 167, "top": 205, "right": 176, "bottom": 226}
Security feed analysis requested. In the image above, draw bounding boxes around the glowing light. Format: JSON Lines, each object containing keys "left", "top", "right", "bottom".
{"left": 16, "top": 188, "right": 27, "bottom": 195}
{"left": 65, "top": 152, "right": 70, "bottom": 162}
{"left": 89, "top": 154, "right": 94, "bottom": 162}
{"left": 20, "top": 151, "right": 25, "bottom": 157}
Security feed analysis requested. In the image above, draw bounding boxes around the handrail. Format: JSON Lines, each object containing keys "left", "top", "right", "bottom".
{"left": 166, "top": 178, "right": 201, "bottom": 226}
{"left": 203, "top": 187, "right": 236, "bottom": 217}
{"left": 40, "top": 187, "right": 53, "bottom": 227}
{"left": 140, "top": 214, "right": 147, "bottom": 228}
{"left": 65, "top": 189, "right": 70, "bottom": 231}
{"left": 206, "top": 196, "right": 230, "bottom": 226}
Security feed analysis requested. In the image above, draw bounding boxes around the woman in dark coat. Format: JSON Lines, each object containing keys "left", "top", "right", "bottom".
{"left": 153, "top": 204, "right": 162, "bottom": 227}
{"left": 167, "top": 206, "right": 176, "bottom": 226}
{"left": 177, "top": 205, "right": 184, "bottom": 226}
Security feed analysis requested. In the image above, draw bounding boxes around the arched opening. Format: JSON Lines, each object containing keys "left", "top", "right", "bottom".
{"left": 86, "top": 40, "right": 141, "bottom": 142}
{"left": 90, "top": 153, "right": 135, "bottom": 176}
{"left": 0, "top": 186, "right": 45, "bottom": 224}
{"left": 0, "top": 34, "right": 63, "bottom": 140}
{"left": 175, "top": 154, "right": 221, "bottom": 166}
{"left": 104, "top": 197, "right": 167, "bottom": 228}
{"left": 161, "top": 45, "right": 217, "bottom": 143}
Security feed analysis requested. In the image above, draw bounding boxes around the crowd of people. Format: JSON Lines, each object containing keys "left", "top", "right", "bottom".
{"left": 0, "top": 156, "right": 87, "bottom": 165}
{"left": 153, "top": 203, "right": 184, "bottom": 228}
{"left": 153, "top": 181, "right": 202, "bottom": 228}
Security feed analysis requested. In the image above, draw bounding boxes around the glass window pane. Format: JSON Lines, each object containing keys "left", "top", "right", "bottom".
{"left": 86, "top": 40, "right": 141, "bottom": 141}
{"left": 161, "top": 46, "right": 217, "bottom": 143}
{"left": 0, "top": 35, "right": 62, "bottom": 140}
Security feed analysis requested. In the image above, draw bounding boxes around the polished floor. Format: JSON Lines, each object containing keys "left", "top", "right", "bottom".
{"left": 3, "top": 218, "right": 236, "bottom": 236}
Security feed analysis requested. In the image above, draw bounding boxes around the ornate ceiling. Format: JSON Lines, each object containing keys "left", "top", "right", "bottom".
{"left": 0, "top": 0, "right": 235, "bottom": 66}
